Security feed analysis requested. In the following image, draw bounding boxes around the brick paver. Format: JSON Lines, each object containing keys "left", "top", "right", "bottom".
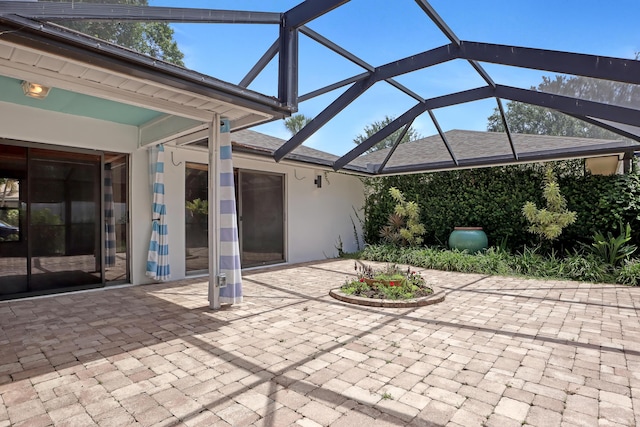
{"left": 1, "top": 259, "right": 639, "bottom": 426}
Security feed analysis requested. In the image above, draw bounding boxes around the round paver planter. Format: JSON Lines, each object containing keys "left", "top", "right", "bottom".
{"left": 329, "top": 285, "right": 445, "bottom": 308}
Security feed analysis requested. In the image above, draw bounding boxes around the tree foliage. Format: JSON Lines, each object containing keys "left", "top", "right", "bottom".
{"left": 51, "top": 0, "right": 185, "bottom": 66}
{"left": 284, "top": 114, "right": 313, "bottom": 135}
{"left": 353, "top": 115, "right": 422, "bottom": 153}
{"left": 487, "top": 75, "right": 634, "bottom": 139}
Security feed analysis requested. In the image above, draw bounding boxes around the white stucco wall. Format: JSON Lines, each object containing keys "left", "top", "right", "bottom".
{"left": 152, "top": 146, "right": 365, "bottom": 282}
{"left": 234, "top": 154, "right": 365, "bottom": 265}
{"left": 0, "top": 101, "right": 138, "bottom": 152}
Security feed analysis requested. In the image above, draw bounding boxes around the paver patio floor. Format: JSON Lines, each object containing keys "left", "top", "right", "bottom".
{"left": 1, "top": 259, "right": 640, "bottom": 426}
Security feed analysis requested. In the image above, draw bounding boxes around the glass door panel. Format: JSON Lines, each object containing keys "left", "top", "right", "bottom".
{"left": 105, "top": 154, "right": 129, "bottom": 283}
{"left": 239, "top": 170, "right": 284, "bottom": 267}
{"left": 185, "top": 163, "right": 209, "bottom": 273}
{"left": 29, "top": 149, "right": 101, "bottom": 292}
{"left": 0, "top": 145, "right": 27, "bottom": 296}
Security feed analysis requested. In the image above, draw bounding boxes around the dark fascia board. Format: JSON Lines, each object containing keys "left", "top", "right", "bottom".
{"left": 376, "top": 141, "right": 640, "bottom": 175}
{"left": 0, "top": 15, "right": 291, "bottom": 119}
{"left": 0, "top": 2, "right": 282, "bottom": 24}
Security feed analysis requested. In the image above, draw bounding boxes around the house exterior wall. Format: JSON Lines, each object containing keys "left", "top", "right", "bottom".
{"left": 0, "top": 102, "right": 138, "bottom": 152}
{"left": 162, "top": 146, "right": 365, "bottom": 282}
{"left": 234, "top": 153, "right": 365, "bottom": 266}
{"left": 0, "top": 102, "right": 366, "bottom": 288}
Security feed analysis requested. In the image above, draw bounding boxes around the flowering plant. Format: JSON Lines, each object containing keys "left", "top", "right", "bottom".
{"left": 343, "top": 262, "right": 431, "bottom": 299}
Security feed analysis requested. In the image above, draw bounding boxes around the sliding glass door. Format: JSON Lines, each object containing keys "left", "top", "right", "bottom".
{"left": 0, "top": 143, "right": 104, "bottom": 299}
{"left": 238, "top": 170, "right": 285, "bottom": 268}
{"left": 184, "top": 165, "right": 285, "bottom": 272}
{"left": 28, "top": 148, "right": 102, "bottom": 293}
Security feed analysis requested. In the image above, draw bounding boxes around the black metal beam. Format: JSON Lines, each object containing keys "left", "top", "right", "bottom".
{"left": 460, "top": 41, "right": 640, "bottom": 85}
{"left": 274, "top": 75, "right": 376, "bottom": 162}
{"left": 334, "top": 107, "right": 424, "bottom": 171}
{"left": 300, "top": 26, "right": 424, "bottom": 102}
{"left": 300, "top": 26, "right": 373, "bottom": 71}
{"left": 299, "top": 72, "right": 369, "bottom": 102}
{"left": 414, "top": 1, "right": 495, "bottom": 88}
{"left": 373, "top": 44, "right": 460, "bottom": 82}
{"left": 377, "top": 121, "right": 414, "bottom": 174}
{"left": 496, "top": 98, "right": 518, "bottom": 160}
{"left": 284, "top": 0, "right": 349, "bottom": 29}
{"left": 278, "top": 25, "right": 299, "bottom": 109}
{"left": 333, "top": 85, "right": 494, "bottom": 170}
{"left": 565, "top": 114, "right": 640, "bottom": 143}
{"left": 495, "top": 85, "right": 640, "bottom": 127}
{"left": 624, "top": 151, "right": 633, "bottom": 173}
{"left": 468, "top": 60, "right": 496, "bottom": 88}
{"left": 428, "top": 110, "right": 458, "bottom": 166}
{"left": 414, "top": 0, "right": 460, "bottom": 45}
{"left": 0, "top": 2, "right": 282, "bottom": 24}
{"left": 386, "top": 80, "right": 425, "bottom": 103}
{"left": 239, "top": 39, "right": 279, "bottom": 88}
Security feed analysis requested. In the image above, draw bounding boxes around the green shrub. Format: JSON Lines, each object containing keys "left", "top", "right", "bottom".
{"left": 522, "top": 167, "right": 576, "bottom": 241}
{"left": 558, "top": 173, "right": 640, "bottom": 250}
{"left": 616, "top": 259, "right": 640, "bottom": 286}
{"left": 562, "top": 252, "right": 610, "bottom": 283}
{"left": 379, "top": 187, "right": 425, "bottom": 246}
{"left": 363, "top": 166, "right": 640, "bottom": 255}
{"left": 583, "top": 222, "right": 637, "bottom": 267}
{"left": 360, "top": 244, "right": 619, "bottom": 284}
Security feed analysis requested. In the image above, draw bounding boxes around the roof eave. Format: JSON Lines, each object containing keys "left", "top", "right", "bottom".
{"left": 0, "top": 15, "right": 292, "bottom": 121}
{"left": 374, "top": 141, "right": 640, "bottom": 176}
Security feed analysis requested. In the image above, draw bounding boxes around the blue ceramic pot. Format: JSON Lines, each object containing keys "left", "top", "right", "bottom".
{"left": 448, "top": 227, "right": 488, "bottom": 254}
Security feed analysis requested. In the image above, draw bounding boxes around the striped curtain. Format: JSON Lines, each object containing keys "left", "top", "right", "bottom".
{"left": 218, "top": 119, "right": 242, "bottom": 304}
{"left": 104, "top": 164, "right": 116, "bottom": 267}
{"left": 146, "top": 144, "right": 170, "bottom": 281}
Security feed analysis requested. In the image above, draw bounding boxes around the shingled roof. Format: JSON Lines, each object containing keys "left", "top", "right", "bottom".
{"left": 230, "top": 129, "right": 635, "bottom": 175}
{"left": 230, "top": 129, "right": 369, "bottom": 173}
{"left": 359, "top": 130, "right": 637, "bottom": 174}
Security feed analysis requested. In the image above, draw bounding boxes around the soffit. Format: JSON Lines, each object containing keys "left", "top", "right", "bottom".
{"left": 0, "top": 17, "right": 281, "bottom": 129}
{"left": 0, "top": 74, "right": 163, "bottom": 126}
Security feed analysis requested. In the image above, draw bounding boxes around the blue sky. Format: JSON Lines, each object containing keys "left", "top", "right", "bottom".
{"left": 151, "top": 0, "right": 639, "bottom": 155}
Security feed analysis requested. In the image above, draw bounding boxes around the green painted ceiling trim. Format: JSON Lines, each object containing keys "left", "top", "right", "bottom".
{"left": 0, "top": 75, "right": 164, "bottom": 126}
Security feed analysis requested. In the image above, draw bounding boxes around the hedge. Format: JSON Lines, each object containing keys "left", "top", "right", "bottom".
{"left": 363, "top": 166, "right": 640, "bottom": 253}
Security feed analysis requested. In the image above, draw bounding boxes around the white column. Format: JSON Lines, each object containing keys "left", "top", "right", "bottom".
{"left": 208, "top": 114, "right": 221, "bottom": 309}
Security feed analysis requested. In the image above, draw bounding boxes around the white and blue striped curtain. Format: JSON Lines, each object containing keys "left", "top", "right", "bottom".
{"left": 218, "top": 119, "right": 242, "bottom": 304}
{"left": 104, "top": 164, "right": 116, "bottom": 268}
{"left": 146, "top": 144, "right": 170, "bottom": 281}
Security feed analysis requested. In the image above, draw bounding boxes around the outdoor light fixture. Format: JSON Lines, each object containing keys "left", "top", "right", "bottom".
{"left": 21, "top": 81, "right": 51, "bottom": 99}
{"left": 314, "top": 175, "right": 322, "bottom": 188}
